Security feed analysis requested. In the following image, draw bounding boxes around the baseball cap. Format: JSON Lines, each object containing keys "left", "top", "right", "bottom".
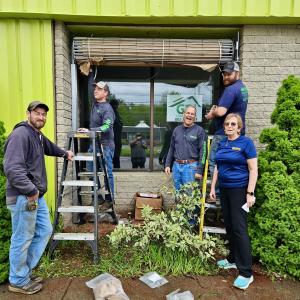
{"left": 93, "top": 81, "right": 110, "bottom": 93}
{"left": 27, "top": 101, "right": 49, "bottom": 112}
{"left": 223, "top": 62, "right": 240, "bottom": 73}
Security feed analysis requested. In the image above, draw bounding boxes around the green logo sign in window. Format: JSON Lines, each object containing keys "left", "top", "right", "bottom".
{"left": 167, "top": 95, "right": 203, "bottom": 122}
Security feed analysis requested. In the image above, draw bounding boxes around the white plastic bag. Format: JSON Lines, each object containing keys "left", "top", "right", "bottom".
{"left": 166, "top": 289, "right": 194, "bottom": 300}
{"left": 86, "top": 273, "right": 130, "bottom": 300}
{"left": 139, "top": 271, "right": 168, "bottom": 288}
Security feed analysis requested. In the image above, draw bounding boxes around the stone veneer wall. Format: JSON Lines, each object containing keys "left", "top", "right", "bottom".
{"left": 240, "top": 25, "right": 300, "bottom": 145}
{"left": 54, "top": 21, "right": 72, "bottom": 166}
{"left": 114, "top": 172, "right": 175, "bottom": 215}
{"left": 54, "top": 21, "right": 73, "bottom": 223}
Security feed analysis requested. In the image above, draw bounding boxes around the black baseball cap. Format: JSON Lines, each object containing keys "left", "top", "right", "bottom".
{"left": 27, "top": 101, "right": 49, "bottom": 112}
{"left": 223, "top": 62, "right": 240, "bottom": 73}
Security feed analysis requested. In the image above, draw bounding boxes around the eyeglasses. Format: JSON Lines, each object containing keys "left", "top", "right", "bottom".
{"left": 30, "top": 111, "right": 47, "bottom": 118}
{"left": 224, "top": 122, "right": 237, "bottom": 127}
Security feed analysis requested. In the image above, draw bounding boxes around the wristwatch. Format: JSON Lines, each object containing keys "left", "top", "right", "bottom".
{"left": 247, "top": 191, "right": 254, "bottom": 196}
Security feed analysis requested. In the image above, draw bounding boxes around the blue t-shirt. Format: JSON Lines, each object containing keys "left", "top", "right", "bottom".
{"left": 215, "top": 135, "right": 257, "bottom": 188}
{"left": 215, "top": 80, "right": 248, "bottom": 135}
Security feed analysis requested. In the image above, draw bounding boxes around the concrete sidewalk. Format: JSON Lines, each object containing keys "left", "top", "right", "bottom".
{"left": 0, "top": 271, "right": 299, "bottom": 300}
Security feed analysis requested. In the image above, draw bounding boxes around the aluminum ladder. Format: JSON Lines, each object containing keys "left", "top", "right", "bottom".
{"left": 48, "top": 131, "right": 118, "bottom": 262}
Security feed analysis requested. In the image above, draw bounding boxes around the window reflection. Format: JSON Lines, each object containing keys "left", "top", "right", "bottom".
{"left": 108, "top": 82, "right": 150, "bottom": 169}
{"left": 81, "top": 66, "right": 220, "bottom": 171}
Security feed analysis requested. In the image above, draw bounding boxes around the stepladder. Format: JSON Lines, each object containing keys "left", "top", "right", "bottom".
{"left": 199, "top": 136, "right": 226, "bottom": 240}
{"left": 48, "top": 130, "right": 118, "bottom": 262}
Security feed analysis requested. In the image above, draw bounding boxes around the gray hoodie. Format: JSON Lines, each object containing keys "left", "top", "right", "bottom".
{"left": 4, "top": 121, "right": 66, "bottom": 205}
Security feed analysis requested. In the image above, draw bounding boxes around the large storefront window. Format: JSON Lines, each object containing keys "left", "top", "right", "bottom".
{"left": 79, "top": 66, "right": 221, "bottom": 171}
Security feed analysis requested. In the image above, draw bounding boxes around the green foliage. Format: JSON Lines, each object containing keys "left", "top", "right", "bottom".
{"left": 118, "top": 103, "right": 166, "bottom": 127}
{"left": 109, "top": 183, "right": 227, "bottom": 275}
{"left": 0, "top": 121, "right": 11, "bottom": 283}
{"left": 249, "top": 75, "right": 300, "bottom": 279}
{"left": 37, "top": 183, "right": 226, "bottom": 278}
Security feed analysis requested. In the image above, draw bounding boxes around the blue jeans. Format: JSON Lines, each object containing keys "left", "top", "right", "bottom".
{"left": 172, "top": 161, "right": 199, "bottom": 191}
{"left": 209, "top": 134, "right": 225, "bottom": 176}
{"left": 7, "top": 195, "right": 52, "bottom": 286}
{"left": 87, "top": 145, "right": 115, "bottom": 196}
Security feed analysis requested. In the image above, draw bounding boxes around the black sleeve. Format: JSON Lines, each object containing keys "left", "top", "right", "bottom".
{"left": 164, "top": 132, "right": 175, "bottom": 168}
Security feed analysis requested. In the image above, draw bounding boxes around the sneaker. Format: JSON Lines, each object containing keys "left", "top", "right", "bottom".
{"left": 217, "top": 259, "right": 237, "bottom": 269}
{"left": 31, "top": 275, "right": 43, "bottom": 283}
{"left": 233, "top": 275, "right": 254, "bottom": 290}
{"left": 8, "top": 280, "right": 42, "bottom": 295}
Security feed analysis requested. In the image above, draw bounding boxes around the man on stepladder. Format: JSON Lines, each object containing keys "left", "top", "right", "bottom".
{"left": 78, "top": 80, "right": 115, "bottom": 210}
{"left": 205, "top": 62, "right": 248, "bottom": 179}
{"left": 4, "top": 101, "right": 73, "bottom": 295}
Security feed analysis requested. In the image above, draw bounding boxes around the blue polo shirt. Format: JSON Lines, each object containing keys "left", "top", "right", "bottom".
{"left": 215, "top": 80, "right": 248, "bottom": 135}
{"left": 215, "top": 135, "right": 257, "bottom": 188}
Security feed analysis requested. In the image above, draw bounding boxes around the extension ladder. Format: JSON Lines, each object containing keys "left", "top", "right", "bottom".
{"left": 199, "top": 136, "right": 226, "bottom": 240}
{"left": 48, "top": 131, "right": 118, "bottom": 262}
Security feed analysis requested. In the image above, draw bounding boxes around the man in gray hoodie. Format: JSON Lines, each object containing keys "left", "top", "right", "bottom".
{"left": 4, "top": 101, "right": 73, "bottom": 295}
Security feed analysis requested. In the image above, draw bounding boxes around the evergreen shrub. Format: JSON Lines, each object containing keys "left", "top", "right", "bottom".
{"left": 0, "top": 121, "right": 11, "bottom": 283}
{"left": 249, "top": 75, "right": 300, "bottom": 278}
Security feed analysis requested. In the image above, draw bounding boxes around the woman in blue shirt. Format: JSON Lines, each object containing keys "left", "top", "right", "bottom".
{"left": 210, "top": 113, "right": 258, "bottom": 290}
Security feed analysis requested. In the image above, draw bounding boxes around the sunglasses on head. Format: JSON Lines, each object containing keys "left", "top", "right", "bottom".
{"left": 224, "top": 122, "right": 237, "bottom": 127}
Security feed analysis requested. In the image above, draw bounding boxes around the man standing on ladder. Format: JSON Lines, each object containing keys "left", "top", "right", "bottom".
{"left": 205, "top": 62, "right": 248, "bottom": 180}
{"left": 4, "top": 101, "right": 73, "bottom": 295}
{"left": 80, "top": 80, "right": 115, "bottom": 208}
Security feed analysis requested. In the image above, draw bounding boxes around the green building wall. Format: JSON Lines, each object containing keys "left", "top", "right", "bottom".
{"left": 0, "top": 19, "right": 57, "bottom": 212}
{"left": 0, "top": 0, "right": 300, "bottom": 24}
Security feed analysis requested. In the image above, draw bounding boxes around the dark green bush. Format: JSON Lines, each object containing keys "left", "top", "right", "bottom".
{"left": 0, "top": 121, "right": 11, "bottom": 283}
{"left": 249, "top": 75, "right": 300, "bottom": 278}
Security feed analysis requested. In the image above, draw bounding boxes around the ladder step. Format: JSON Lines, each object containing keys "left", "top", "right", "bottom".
{"left": 74, "top": 155, "right": 93, "bottom": 161}
{"left": 62, "top": 180, "right": 95, "bottom": 187}
{"left": 204, "top": 203, "right": 220, "bottom": 209}
{"left": 53, "top": 233, "right": 95, "bottom": 241}
{"left": 78, "top": 172, "right": 103, "bottom": 177}
{"left": 74, "top": 153, "right": 101, "bottom": 161}
{"left": 79, "top": 190, "right": 109, "bottom": 196}
{"left": 203, "top": 226, "right": 226, "bottom": 234}
{"left": 58, "top": 206, "right": 95, "bottom": 213}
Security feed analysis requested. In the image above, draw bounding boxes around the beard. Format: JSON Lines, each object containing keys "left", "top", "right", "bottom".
{"left": 29, "top": 119, "right": 45, "bottom": 130}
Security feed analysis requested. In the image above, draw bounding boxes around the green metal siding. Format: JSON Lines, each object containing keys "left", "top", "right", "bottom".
{"left": 0, "top": 0, "right": 299, "bottom": 23}
{"left": 0, "top": 19, "right": 56, "bottom": 213}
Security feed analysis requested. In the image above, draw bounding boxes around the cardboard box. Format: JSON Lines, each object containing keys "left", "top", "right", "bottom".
{"left": 134, "top": 192, "right": 163, "bottom": 221}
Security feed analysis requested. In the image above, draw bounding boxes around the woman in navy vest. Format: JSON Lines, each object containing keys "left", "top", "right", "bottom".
{"left": 210, "top": 113, "right": 258, "bottom": 290}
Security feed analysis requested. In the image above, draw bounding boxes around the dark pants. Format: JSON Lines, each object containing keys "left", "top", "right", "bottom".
{"left": 131, "top": 158, "right": 146, "bottom": 168}
{"left": 220, "top": 187, "right": 252, "bottom": 277}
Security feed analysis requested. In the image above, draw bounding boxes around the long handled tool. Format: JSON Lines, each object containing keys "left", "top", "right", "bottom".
{"left": 199, "top": 138, "right": 211, "bottom": 240}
